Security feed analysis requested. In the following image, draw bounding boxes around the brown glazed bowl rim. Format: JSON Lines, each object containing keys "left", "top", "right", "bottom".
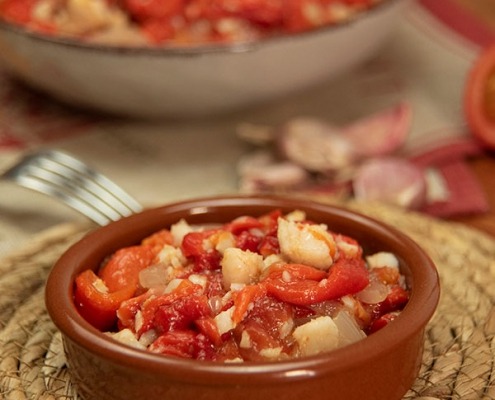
{"left": 45, "top": 194, "right": 439, "bottom": 386}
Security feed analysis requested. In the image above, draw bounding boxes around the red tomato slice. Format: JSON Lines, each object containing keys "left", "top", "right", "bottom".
{"left": 464, "top": 44, "right": 495, "bottom": 150}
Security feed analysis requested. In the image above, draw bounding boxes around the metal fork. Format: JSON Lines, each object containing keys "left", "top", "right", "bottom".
{"left": 1, "top": 149, "right": 143, "bottom": 226}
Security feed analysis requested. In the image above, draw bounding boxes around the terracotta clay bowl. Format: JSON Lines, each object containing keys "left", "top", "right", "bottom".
{"left": 45, "top": 195, "right": 439, "bottom": 400}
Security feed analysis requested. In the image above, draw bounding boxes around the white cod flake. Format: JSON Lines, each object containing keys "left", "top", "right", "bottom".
{"left": 156, "top": 244, "right": 187, "bottom": 268}
{"left": 277, "top": 218, "right": 335, "bottom": 270}
{"left": 292, "top": 316, "right": 339, "bottom": 357}
{"left": 221, "top": 247, "right": 263, "bottom": 289}
{"left": 366, "top": 252, "right": 399, "bottom": 269}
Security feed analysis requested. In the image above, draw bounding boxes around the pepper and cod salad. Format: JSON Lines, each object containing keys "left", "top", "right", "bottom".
{"left": 73, "top": 209, "right": 410, "bottom": 362}
{"left": 0, "top": 0, "right": 387, "bottom": 45}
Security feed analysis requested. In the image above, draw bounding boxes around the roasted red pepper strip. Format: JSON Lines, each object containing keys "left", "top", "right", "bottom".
{"left": 99, "top": 245, "right": 154, "bottom": 292}
{"left": 231, "top": 284, "right": 267, "bottom": 324}
{"left": 264, "top": 258, "right": 369, "bottom": 306}
{"left": 141, "top": 228, "right": 174, "bottom": 255}
{"left": 265, "top": 263, "right": 327, "bottom": 281}
{"left": 74, "top": 269, "right": 136, "bottom": 331}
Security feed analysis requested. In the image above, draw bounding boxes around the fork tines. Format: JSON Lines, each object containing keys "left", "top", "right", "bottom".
{"left": 2, "top": 149, "right": 143, "bottom": 225}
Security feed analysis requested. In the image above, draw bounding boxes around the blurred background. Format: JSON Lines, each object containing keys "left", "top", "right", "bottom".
{"left": 0, "top": 0, "right": 494, "bottom": 253}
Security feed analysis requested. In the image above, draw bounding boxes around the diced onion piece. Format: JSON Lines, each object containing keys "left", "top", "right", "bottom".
{"left": 208, "top": 296, "right": 224, "bottom": 315}
{"left": 355, "top": 278, "right": 389, "bottom": 304}
{"left": 188, "top": 274, "right": 208, "bottom": 288}
{"left": 214, "top": 306, "right": 236, "bottom": 335}
{"left": 139, "top": 264, "right": 171, "bottom": 289}
{"left": 170, "top": 219, "right": 194, "bottom": 246}
{"left": 279, "top": 319, "right": 295, "bottom": 339}
{"left": 139, "top": 329, "right": 158, "bottom": 348}
{"left": 164, "top": 278, "right": 184, "bottom": 294}
{"left": 240, "top": 331, "right": 252, "bottom": 348}
{"left": 333, "top": 311, "right": 366, "bottom": 346}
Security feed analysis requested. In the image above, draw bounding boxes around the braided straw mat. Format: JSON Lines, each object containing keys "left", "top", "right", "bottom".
{"left": 1, "top": 200, "right": 495, "bottom": 400}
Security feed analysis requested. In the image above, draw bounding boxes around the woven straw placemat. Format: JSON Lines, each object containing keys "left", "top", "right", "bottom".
{"left": 1, "top": 200, "right": 495, "bottom": 400}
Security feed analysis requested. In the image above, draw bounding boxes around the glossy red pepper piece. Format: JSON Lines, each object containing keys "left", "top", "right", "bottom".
{"left": 99, "top": 245, "right": 154, "bottom": 292}
{"left": 264, "top": 257, "right": 369, "bottom": 306}
{"left": 74, "top": 270, "right": 136, "bottom": 331}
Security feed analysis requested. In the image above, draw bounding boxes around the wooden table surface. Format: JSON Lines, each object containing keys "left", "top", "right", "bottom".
{"left": 446, "top": 0, "right": 495, "bottom": 237}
